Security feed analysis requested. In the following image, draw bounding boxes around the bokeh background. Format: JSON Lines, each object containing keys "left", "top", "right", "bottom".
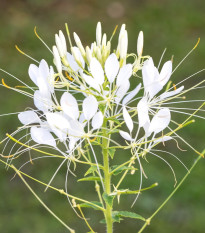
{"left": 0, "top": 0, "right": 205, "bottom": 232}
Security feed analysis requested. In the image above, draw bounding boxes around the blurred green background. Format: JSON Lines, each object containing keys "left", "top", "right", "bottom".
{"left": 0, "top": 0, "right": 205, "bottom": 232}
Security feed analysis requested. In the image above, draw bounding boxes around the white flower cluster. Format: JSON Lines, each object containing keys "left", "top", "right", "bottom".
{"left": 16, "top": 22, "right": 186, "bottom": 158}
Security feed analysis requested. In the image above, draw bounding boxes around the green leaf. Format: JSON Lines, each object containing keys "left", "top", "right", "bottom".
{"left": 102, "top": 193, "right": 115, "bottom": 207}
{"left": 108, "top": 118, "right": 120, "bottom": 125}
{"left": 108, "top": 148, "right": 116, "bottom": 159}
{"left": 99, "top": 104, "right": 106, "bottom": 113}
{"left": 108, "top": 129, "right": 119, "bottom": 135}
{"left": 96, "top": 96, "right": 105, "bottom": 101}
{"left": 111, "top": 165, "right": 135, "bottom": 176}
{"left": 113, "top": 211, "right": 145, "bottom": 221}
{"left": 100, "top": 214, "right": 123, "bottom": 224}
{"left": 78, "top": 176, "right": 101, "bottom": 182}
{"left": 84, "top": 166, "right": 98, "bottom": 176}
{"left": 79, "top": 201, "right": 103, "bottom": 210}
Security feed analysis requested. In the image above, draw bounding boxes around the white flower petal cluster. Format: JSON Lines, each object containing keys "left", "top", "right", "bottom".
{"left": 15, "top": 22, "right": 189, "bottom": 161}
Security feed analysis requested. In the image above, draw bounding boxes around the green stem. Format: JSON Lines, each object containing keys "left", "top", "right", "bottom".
{"left": 102, "top": 120, "right": 113, "bottom": 233}
{"left": 138, "top": 149, "right": 205, "bottom": 233}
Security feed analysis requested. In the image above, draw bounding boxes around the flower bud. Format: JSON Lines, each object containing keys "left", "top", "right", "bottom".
{"left": 116, "top": 24, "right": 126, "bottom": 57}
{"left": 102, "top": 33, "right": 107, "bottom": 47}
{"left": 55, "top": 34, "right": 64, "bottom": 58}
{"left": 96, "top": 47, "right": 102, "bottom": 61}
{"left": 52, "top": 45, "right": 62, "bottom": 73}
{"left": 92, "top": 42, "right": 97, "bottom": 55}
{"left": 71, "top": 46, "right": 83, "bottom": 67}
{"left": 119, "top": 30, "right": 128, "bottom": 61}
{"left": 86, "top": 46, "right": 92, "bottom": 64}
{"left": 59, "top": 30, "right": 67, "bottom": 56}
{"left": 73, "top": 32, "right": 86, "bottom": 57}
{"left": 119, "top": 24, "right": 126, "bottom": 39}
{"left": 96, "top": 22, "right": 102, "bottom": 46}
{"left": 137, "top": 31, "right": 143, "bottom": 57}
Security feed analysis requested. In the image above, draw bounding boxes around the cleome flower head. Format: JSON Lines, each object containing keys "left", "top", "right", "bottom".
{"left": 0, "top": 21, "right": 204, "bottom": 233}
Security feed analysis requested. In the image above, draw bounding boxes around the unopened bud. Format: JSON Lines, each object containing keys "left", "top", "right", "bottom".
{"left": 119, "top": 30, "right": 128, "bottom": 62}
{"left": 116, "top": 24, "right": 126, "bottom": 57}
{"left": 55, "top": 34, "right": 64, "bottom": 58}
{"left": 96, "top": 22, "right": 102, "bottom": 46}
{"left": 71, "top": 46, "right": 83, "bottom": 67}
{"left": 85, "top": 46, "right": 92, "bottom": 64}
{"left": 102, "top": 33, "right": 107, "bottom": 47}
{"left": 119, "top": 24, "right": 126, "bottom": 39}
{"left": 92, "top": 42, "right": 97, "bottom": 55}
{"left": 59, "top": 30, "right": 67, "bottom": 56}
{"left": 96, "top": 47, "right": 102, "bottom": 61}
{"left": 137, "top": 31, "right": 143, "bottom": 57}
{"left": 53, "top": 45, "right": 62, "bottom": 73}
{"left": 106, "top": 41, "right": 111, "bottom": 54}
{"left": 73, "top": 32, "right": 86, "bottom": 57}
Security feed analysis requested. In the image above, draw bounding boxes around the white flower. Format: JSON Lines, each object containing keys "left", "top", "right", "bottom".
{"left": 137, "top": 57, "right": 184, "bottom": 135}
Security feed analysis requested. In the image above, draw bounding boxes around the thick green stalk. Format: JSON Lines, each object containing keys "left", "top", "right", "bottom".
{"left": 102, "top": 121, "right": 113, "bottom": 233}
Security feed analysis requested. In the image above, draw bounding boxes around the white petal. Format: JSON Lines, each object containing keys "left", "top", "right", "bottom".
{"left": 46, "top": 112, "right": 70, "bottom": 141}
{"left": 159, "top": 61, "right": 172, "bottom": 87}
{"left": 36, "top": 77, "right": 50, "bottom": 97}
{"left": 66, "top": 52, "right": 80, "bottom": 72}
{"left": 153, "top": 136, "right": 172, "bottom": 145}
{"left": 34, "top": 90, "right": 53, "bottom": 112}
{"left": 39, "top": 59, "right": 49, "bottom": 79}
{"left": 46, "top": 112, "right": 70, "bottom": 130}
{"left": 105, "top": 53, "right": 119, "bottom": 83}
{"left": 137, "top": 97, "right": 150, "bottom": 127}
{"left": 48, "top": 66, "right": 55, "bottom": 94}
{"left": 123, "top": 107, "right": 133, "bottom": 133}
{"left": 83, "top": 73, "right": 101, "bottom": 92}
{"left": 116, "top": 64, "right": 132, "bottom": 87}
{"left": 142, "top": 58, "right": 162, "bottom": 98}
{"left": 159, "top": 86, "right": 184, "bottom": 100}
{"left": 142, "top": 58, "right": 155, "bottom": 86}
{"left": 60, "top": 92, "right": 79, "bottom": 120}
{"left": 18, "top": 111, "right": 40, "bottom": 125}
{"left": 92, "top": 111, "right": 104, "bottom": 130}
{"left": 149, "top": 108, "right": 171, "bottom": 134}
{"left": 115, "top": 80, "right": 130, "bottom": 104}
{"left": 28, "top": 64, "right": 38, "bottom": 85}
{"left": 119, "top": 130, "right": 132, "bottom": 141}
{"left": 122, "top": 83, "right": 141, "bottom": 105}
{"left": 30, "top": 126, "right": 56, "bottom": 147}
{"left": 79, "top": 113, "right": 86, "bottom": 124}
{"left": 69, "top": 136, "right": 80, "bottom": 151}
{"left": 83, "top": 96, "right": 98, "bottom": 121}
{"left": 90, "top": 57, "right": 104, "bottom": 85}
{"left": 68, "top": 120, "right": 85, "bottom": 137}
